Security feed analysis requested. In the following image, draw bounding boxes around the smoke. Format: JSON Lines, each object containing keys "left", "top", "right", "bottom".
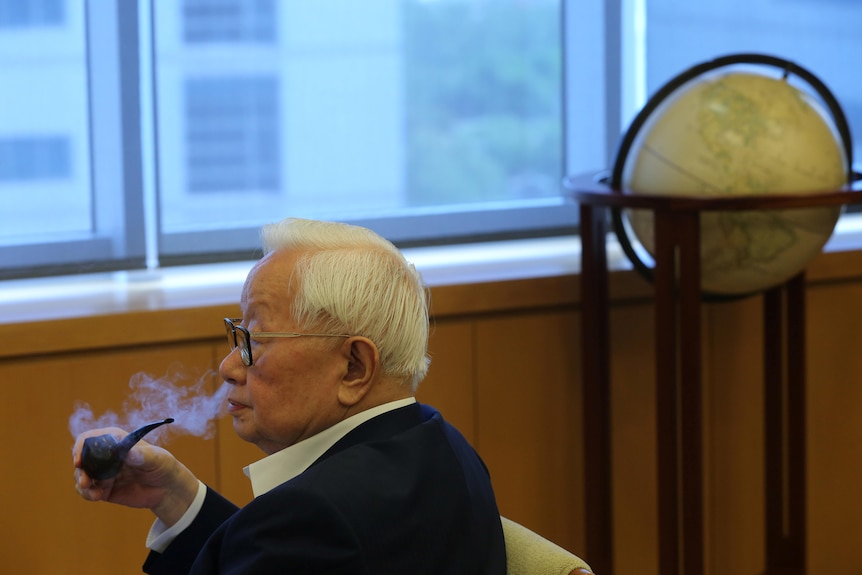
{"left": 68, "top": 367, "right": 231, "bottom": 445}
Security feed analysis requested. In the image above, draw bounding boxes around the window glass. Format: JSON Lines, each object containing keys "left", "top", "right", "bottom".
{"left": 403, "top": 1, "right": 562, "bottom": 206}
{"left": 0, "top": 0, "right": 146, "bottom": 278}
{"left": 0, "top": 0, "right": 90, "bottom": 241}
{"left": 152, "top": 0, "right": 567, "bottom": 260}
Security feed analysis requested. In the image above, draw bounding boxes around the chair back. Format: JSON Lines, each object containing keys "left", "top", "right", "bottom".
{"left": 501, "top": 516, "right": 593, "bottom": 575}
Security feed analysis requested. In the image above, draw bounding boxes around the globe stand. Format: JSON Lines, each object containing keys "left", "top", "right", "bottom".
{"left": 564, "top": 172, "right": 862, "bottom": 575}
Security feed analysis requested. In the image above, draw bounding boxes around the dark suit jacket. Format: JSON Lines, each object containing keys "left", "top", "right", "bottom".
{"left": 143, "top": 403, "right": 506, "bottom": 574}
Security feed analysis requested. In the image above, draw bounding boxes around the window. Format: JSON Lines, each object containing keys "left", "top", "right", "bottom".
{"left": 0, "top": 0, "right": 145, "bottom": 276}
{"left": 0, "top": 0, "right": 860, "bottom": 279}
{"left": 152, "top": 0, "right": 570, "bottom": 264}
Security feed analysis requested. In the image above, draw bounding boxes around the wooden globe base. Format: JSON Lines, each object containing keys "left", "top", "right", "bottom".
{"left": 565, "top": 172, "right": 862, "bottom": 575}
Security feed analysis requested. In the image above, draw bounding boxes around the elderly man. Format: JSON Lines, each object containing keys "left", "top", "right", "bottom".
{"left": 73, "top": 218, "right": 506, "bottom": 574}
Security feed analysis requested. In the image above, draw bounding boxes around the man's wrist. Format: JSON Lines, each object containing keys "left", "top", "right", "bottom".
{"left": 147, "top": 480, "right": 207, "bottom": 553}
{"left": 151, "top": 462, "right": 201, "bottom": 527}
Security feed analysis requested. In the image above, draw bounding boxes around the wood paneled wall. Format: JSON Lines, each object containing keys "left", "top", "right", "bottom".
{"left": 3, "top": 249, "right": 862, "bottom": 574}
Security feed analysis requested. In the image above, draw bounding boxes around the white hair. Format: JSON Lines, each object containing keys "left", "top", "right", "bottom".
{"left": 260, "top": 218, "right": 430, "bottom": 390}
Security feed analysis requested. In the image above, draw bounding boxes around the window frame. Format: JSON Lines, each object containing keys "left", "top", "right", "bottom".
{"left": 1, "top": 0, "right": 598, "bottom": 278}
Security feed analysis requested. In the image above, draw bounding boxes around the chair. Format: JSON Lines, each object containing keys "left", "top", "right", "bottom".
{"left": 501, "top": 516, "right": 594, "bottom": 575}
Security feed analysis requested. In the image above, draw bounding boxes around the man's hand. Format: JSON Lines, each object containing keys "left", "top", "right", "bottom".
{"left": 73, "top": 427, "right": 200, "bottom": 527}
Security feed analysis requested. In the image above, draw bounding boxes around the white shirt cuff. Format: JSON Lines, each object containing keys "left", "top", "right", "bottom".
{"left": 145, "top": 480, "right": 207, "bottom": 553}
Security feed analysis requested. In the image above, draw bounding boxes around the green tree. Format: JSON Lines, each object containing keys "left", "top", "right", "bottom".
{"left": 404, "top": 0, "right": 562, "bottom": 206}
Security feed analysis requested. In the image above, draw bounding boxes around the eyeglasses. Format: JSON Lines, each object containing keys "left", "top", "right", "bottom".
{"left": 224, "top": 318, "right": 350, "bottom": 366}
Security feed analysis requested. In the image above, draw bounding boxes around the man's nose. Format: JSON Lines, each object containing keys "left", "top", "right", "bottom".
{"left": 219, "top": 348, "right": 246, "bottom": 385}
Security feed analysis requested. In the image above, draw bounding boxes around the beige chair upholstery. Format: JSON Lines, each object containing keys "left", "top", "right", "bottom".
{"left": 501, "top": 516, "right": 593, "bottom": 575}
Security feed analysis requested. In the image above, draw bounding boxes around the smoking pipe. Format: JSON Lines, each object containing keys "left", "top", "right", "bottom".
{"left": 80, "top": 418, "right": 174, "bottom": 480}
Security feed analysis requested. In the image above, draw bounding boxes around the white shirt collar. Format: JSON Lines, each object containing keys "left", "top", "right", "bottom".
{"left": 243, "top": 397, "right": 417, "bottom": 498}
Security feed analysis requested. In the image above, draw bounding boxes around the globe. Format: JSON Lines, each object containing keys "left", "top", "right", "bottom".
{"left": 613, "top": 54, "right": 852, "bottom": 296}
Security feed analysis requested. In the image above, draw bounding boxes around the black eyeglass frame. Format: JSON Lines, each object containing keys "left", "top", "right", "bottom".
{"left": 224, "top": 317, "right": 351, "bottom": 366}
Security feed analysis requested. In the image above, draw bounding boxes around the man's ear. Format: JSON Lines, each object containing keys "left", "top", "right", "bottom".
{"left": 338, "top": 337, "right": 379, "bottom": 407}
